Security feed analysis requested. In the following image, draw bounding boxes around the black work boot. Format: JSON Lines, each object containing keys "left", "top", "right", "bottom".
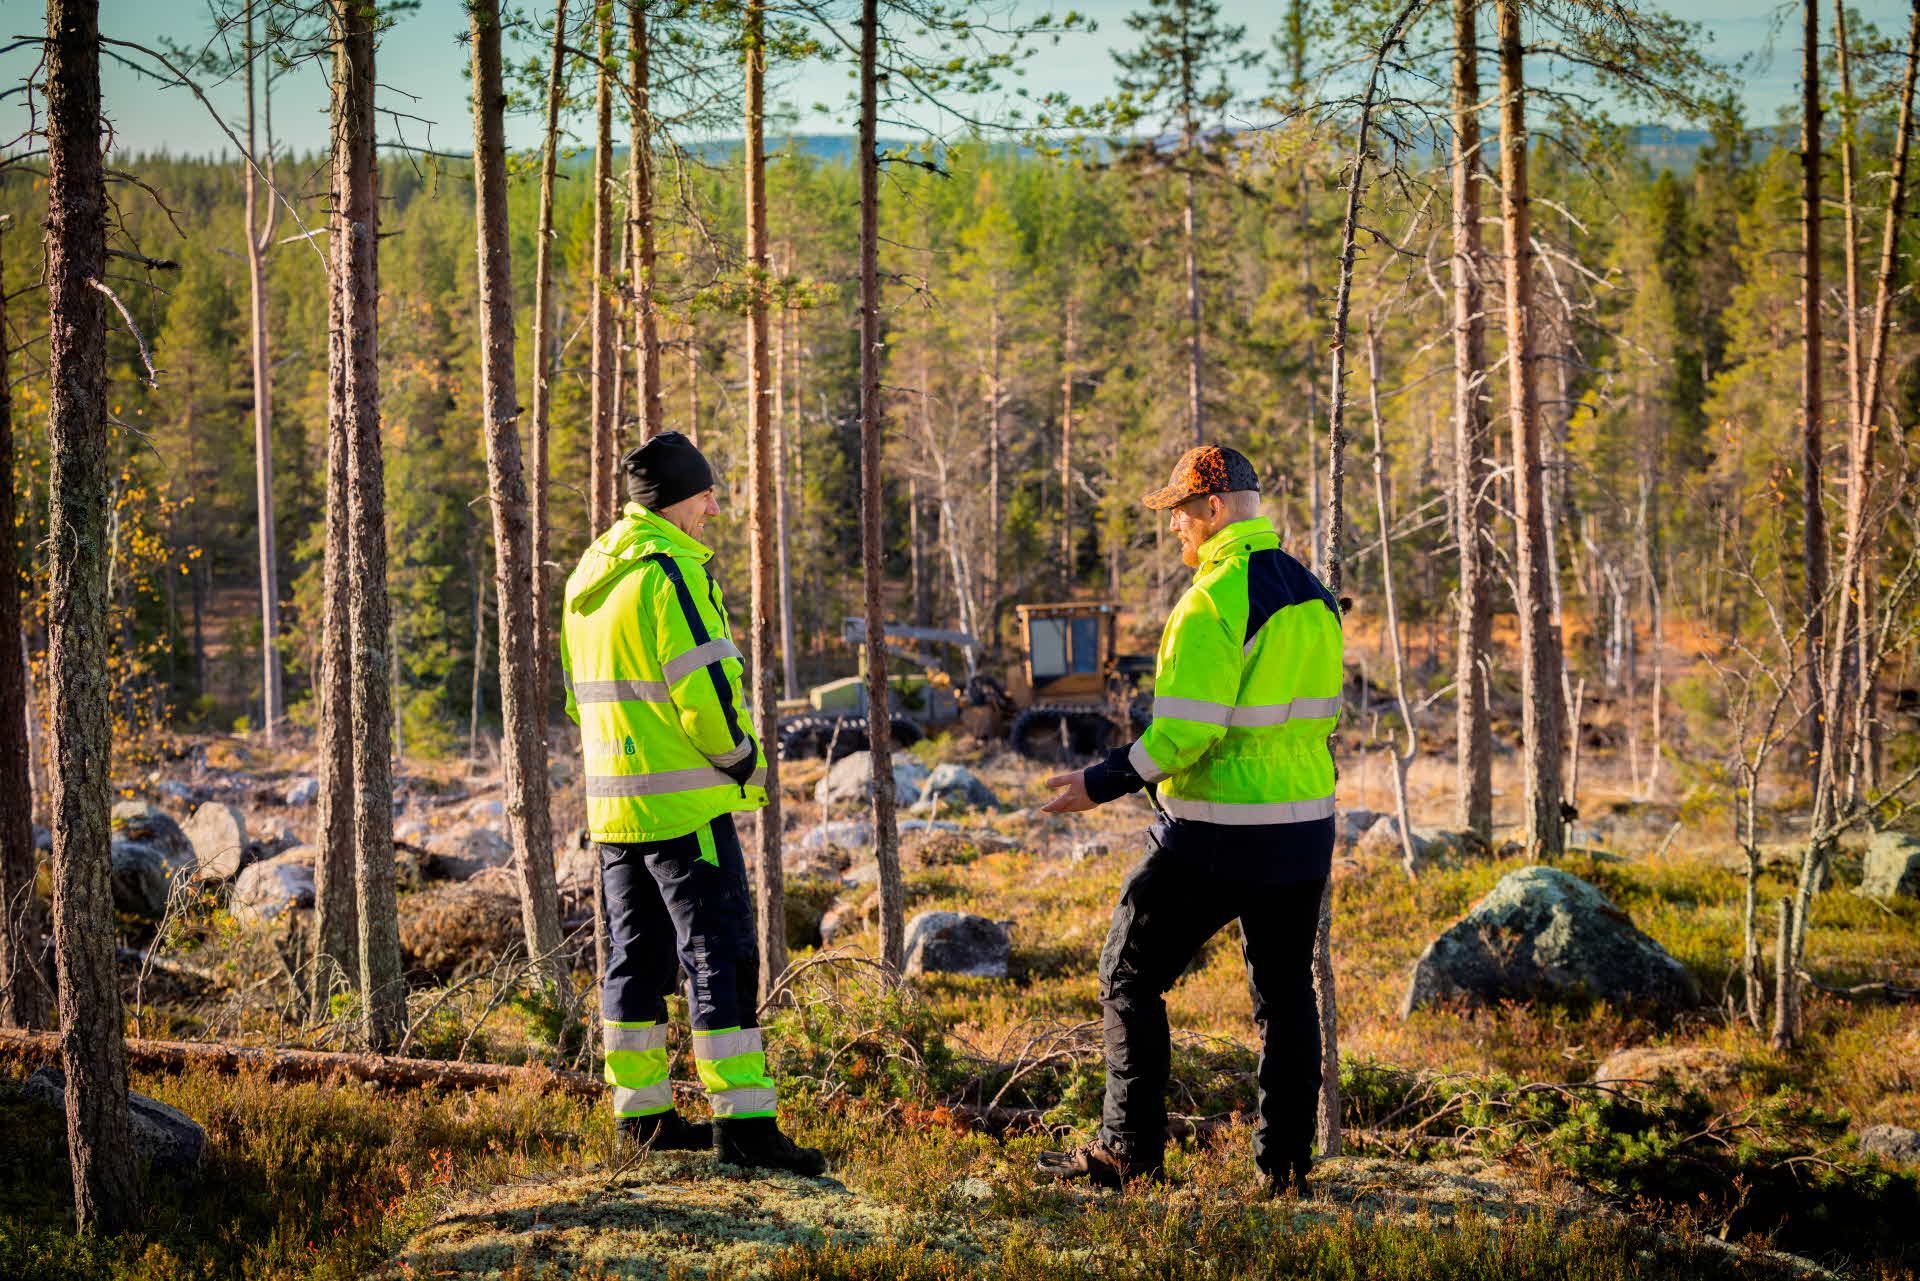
{"left": 1261, "top": 1159, "right": 1315, "bottom": 1200}
{"left": 617, "top": 1110, "right": 712, "bottom": 1152}
{"left": 712, "top": 1116, "right": 828, "bottom": 1176}
{"left": 1035, "top": 1141, "right": 1163, "bottom": 1189}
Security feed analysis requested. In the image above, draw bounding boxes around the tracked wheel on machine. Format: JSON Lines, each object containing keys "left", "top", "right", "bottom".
{"left": 1008, "top": 704, "right": 1122, "bottom": 764}
{"left": 776, "top": 712, "right": 925, "bottom": 762}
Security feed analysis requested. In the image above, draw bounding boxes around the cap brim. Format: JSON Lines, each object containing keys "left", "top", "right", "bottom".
{"left": 1141, "top": 483, "right": 1201, "bottom": 510}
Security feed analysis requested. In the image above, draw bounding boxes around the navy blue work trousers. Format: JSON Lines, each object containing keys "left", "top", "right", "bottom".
{"left": 599, "top": 813, "right": 761, "bottom": 1034}
{"left": 1095, "top": 814, "right": 1332, "bottom": 1180}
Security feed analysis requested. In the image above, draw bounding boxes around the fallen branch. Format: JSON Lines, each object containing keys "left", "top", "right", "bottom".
{"left": 0, "top": 1029, "right": 607, "bottom": 1100}
{"left": 1795, "top": 970, "right": 1920, "bottom": 1003}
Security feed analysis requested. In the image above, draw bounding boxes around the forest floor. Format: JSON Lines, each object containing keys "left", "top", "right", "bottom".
{"left": 2, "top": 729, "right": 1918, "bottom": 1280}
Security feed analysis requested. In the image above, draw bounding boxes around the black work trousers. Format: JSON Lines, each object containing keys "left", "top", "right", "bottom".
{"left": 1095, "top": 814, "right": 1332, "bottom": 1179}
{"left": 600, "top": 813, "right": 760, "bottom": 1033}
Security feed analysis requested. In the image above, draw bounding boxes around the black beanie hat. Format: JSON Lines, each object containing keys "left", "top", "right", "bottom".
{"left": 622, "top": 431, "right": 715, "bottom": 511}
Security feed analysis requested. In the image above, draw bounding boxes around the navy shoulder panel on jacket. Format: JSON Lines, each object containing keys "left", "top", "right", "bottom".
{"left": 1244, "top": 548, "right": 1339, "bottom": 646}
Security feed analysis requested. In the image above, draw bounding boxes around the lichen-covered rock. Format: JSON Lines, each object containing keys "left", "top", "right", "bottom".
{"left": 182, "top": 802, "right": 251, "bottom": 882}
{"left": 1857, "top": 1123, "right": 1920, "bottom": 1165}
{"left": 1336, "top": 809, "right": 1384, "bottom": 847}
{"left": 399, "top": 883, "right": 522, "bottom": 983}
{"left": 902, "top": 825, "right": 1017, "bottom": 868}
{"left": 229, "top": 847, "right": 317, "bottom": 926}
{"left": 1859, "top": 833, "right": 1920, "bottom": 899}
{"left": 1590, "top": 1045, "right": 1742, "bottom": 1093}
{"left": 1402, "top": 865, "right": 1700, "bottom": 1017}
{"left": 799, "top": 820, "right": 875, "bottom": 852}
{"left": 110, "top": 841, "right": 173, "bottom": 917}
{"left": 1355, "top": 817, "right": 1428, "bottom": 865}
{"left": 23, "top": 1065, "right": 205, "bottom": 1184}
{"left": 1069, "top": 840, "right": 1110, "bottom": 863}
{"left": 903, "top": 910, "right": 1009, "bottom": 979}
{"left": 911, "top": 763, "right": 1000, "bottom": 812}
{"left": 813, "top": 751, "right": 930, "bottom": 809}
{"left": 283, "top": 776, "right": 319, "bottom": 806}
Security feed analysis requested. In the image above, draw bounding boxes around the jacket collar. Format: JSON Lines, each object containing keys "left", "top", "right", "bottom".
{"left": 1195, "top": 516, "right": 1278, "bottom": 571}
{"left": 622, "top": 502, "right": 714, "bottom": 563}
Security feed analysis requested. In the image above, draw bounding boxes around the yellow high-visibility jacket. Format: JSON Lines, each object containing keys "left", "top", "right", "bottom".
{"left": 560, "top": 504, "right": 767, "bottom": 843}
{"left": 1090, "top": 516, "right": 1344, "bottom": 823}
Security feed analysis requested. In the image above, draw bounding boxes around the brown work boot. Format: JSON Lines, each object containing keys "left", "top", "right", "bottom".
{"left": 1035, "top": 1141, "right": 1163, "bottom": 1189}
{"left": 617, "top": 1110, "right": 711, "bottom": 1152}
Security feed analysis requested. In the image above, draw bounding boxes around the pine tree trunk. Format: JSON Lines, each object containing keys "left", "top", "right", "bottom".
{"left": 330, "top": 0, "right": 403, "bottom": 1051}
{"left": 858, "top": 0, "right": 904, "bottom": 974}
{"left": 530, "top": 0, "right": 570, "bottom": 728}
{"left": 1497, "top": 0, "right": 1565, "bottom": 861}
{"left": 986, "top": 304, "right": 1002, "bottom": 646}
{"left": 1450, "top": 0, "right": 1493, "bottom": 845}
{"left": 743, "top": 0, "right": 787, "bottom": 997}
{"left": 588, "top": 10, "right": 616, "bottom": 531}
{"left": 0, "top": 220, "right": 50, "bottom": 1032}
{"left": 628, "top": 1, "right": 661, "bottom": 440}
{"left": 244, "top": 6, "right": 283, "bottom": 744}
{"left": 1788, "top": 0, "right": 1829, "bottom": 993}
{"left": 471, "top": 0, "right": 564, "bottom": 992}
{"left": 1183, "top": 159, "right": 1203, "bottom": 445}
{"left": 45, "top": 0, "right": 140, "bottom": 1227}
{"left": 773, "top": 285, "right": 800, "bottom": 699}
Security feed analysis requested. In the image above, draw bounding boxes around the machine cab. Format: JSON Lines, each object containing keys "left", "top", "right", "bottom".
{"left": 1010, "top": 603, "right": 1119, "bottom": 706}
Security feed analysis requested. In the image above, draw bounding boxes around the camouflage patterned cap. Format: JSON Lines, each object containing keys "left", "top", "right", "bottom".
{"left": 1141, "top": 444, "right": 1260, "bottom": 509}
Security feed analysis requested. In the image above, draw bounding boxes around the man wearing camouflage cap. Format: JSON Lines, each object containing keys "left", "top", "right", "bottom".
{"left": 1037, "top": 443, "right": 1345, "bottom": 1196}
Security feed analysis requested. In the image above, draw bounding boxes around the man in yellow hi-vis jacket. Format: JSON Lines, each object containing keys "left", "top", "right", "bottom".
{"left": 561, "top": 431, "right": 824, "bottom": 1176}
{"left": 1037, "top": 443, "right": 1343, "bottom": 1195}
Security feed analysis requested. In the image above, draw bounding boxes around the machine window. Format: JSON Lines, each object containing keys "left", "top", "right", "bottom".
{"left": 1069, "top": 617, "right": 1100, "bottom": 673}
{"left": 1029, "top": 618, "right": 1069, "bottom": 680}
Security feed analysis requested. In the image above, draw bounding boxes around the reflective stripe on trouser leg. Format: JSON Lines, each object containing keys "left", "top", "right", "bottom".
{"left": 604, "top": 1020, "right": 673, "bottom": 1117}
{"left": 693, "top": 1025, "right": 777, "bottom": 1118}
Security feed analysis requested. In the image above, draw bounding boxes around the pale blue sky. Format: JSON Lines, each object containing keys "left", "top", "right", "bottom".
{"left": 0, "top": 0, "right": 1904, "bottom": 160}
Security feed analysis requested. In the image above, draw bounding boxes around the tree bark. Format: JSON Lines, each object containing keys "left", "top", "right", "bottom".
{"left": 45, "top": 0, "right": 140, "bottom": 1228}
{"left": 588, "top": 8, "right": 617, "bottom": 530}
{"left": 1497, "top": 0, "right": 1565, "bottom": 860}
{"left": 773, "top": 280, "right": 799, "bottom": 699}
{"left": 858, "top": 0, "right": 904, "bottom": 973}
{"left": 1183, "top": 159, "right": 1203, "bottom": 445}
{"left": 330, "top": 0, "right": 403, "bottom": 1051}
{"left": 743, "top": 0, "right": 787, "bottom": 997}
{"left": 471, "top": 0, "right": 565, "bottom": 994}
{"left": 0, "top": 222, "right": 50, "bottom": 1032}
{"left": 1060, "top": 293, "right": 1076, "bottom": 590}
{"left": 1450, "top": 0, "right": 1493, "bottom": 845}
{"left": 530, "top": 0, "right": 570, "bottom": 730}
{"left": 244, "top": 4, "right": 283, "bottom": 744}
{"left": 628, "top": 1, "right": 661, "bottom": 440}
{"left": 986, "top": 302, "right": 1002, "bottom": 643}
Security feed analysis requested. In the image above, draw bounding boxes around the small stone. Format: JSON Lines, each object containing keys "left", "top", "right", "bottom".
{"left": 1069, "top": 841, "right": 1110, "bottom": 864}
{"left": 230, "top": 847, "right": 318, "bottom": 926}
{"left": 1591, "top": 1046, "right": 1742, "bottom": 1093}
{"left": 157, "top": 780, "right": 198, "bottom": 806}
{"left": 24, "top": 1066, "right": 206, "bottom": 1184}
{"left": 283, "top": 776, "right": 319, "bottom": 807}
{"left": 813, "top": 751, "right": 930, "bottom": 809}
{"left": 903, "top": 911, "right": 1010, "bottom": 979}
{"left": 422, "top": 824, "right": 513, "bottom": 881}
{"left": 110, "top": 841, "right": 173, "bottom": 917}
{"left": 1857, "top": 1124, "right": 1920, "bottom": 1165}
{"left": 1859, "top": 833, "right": 1920, "bottom": 899}
{"left": 800, "top": 820, "right": 874, "bottom": 852}
{"left": 464, "top": 797, "right": 508, "bottom": 826}
{"left": 1356, "top": 818, "right": 1429, "bottom": 865}
{"left": 1336, "top": 809, "right": 1384, "bottom": 846}
{"left": 111, "top": 802, "right": 194, "bottom": 876}
{"left": 912, "top": 763, "right": 1000, "bottom": 812}
{"left": 182, "top": 802, "right": 251, "bottom": 882}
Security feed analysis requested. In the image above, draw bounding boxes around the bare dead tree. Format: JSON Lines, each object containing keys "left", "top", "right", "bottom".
{"left": 588, "top": 4, "right": 617, "bottom": 530}
{"left": 241, "top": 2, "right": 283, "bottom": 744}
{"left": 628, "top": 0, "right": 662, "bottom": 440}
{"left": 45, "top": 0, "right": 140, "bottom": 1228}
{"left": 1313, "top": 0, "right": 1430, "bottom": 1163}
{"left": 529, "top": 0, "right": 570, "bottom": 742}
{"left": 1450, "top": 0, "right": 1493, "bottom": 845}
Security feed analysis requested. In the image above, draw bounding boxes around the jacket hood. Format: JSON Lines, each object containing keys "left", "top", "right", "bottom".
{"left": 567, "top": 504, "right": 712, "bottom": 613}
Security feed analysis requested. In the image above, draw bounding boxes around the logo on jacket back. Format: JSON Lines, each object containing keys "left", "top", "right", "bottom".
{"left": 623, "top": 734, "right": 636, "bottom": 756}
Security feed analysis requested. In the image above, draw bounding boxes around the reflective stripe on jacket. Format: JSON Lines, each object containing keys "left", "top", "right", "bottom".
{"left": 560, "top": 504, "right": 768, "bottom": 842}
{"left": 1130, "top": 516, "right": 1343, "bottom": 824}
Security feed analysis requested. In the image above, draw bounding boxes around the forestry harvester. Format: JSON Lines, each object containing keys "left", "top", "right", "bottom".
{"left": 775, "top": 602, "right": 1154, "bottom": 764}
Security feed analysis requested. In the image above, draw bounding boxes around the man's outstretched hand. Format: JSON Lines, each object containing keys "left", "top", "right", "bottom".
{"left": 1040, "top": 770, "right": 1095, "bottom": 814}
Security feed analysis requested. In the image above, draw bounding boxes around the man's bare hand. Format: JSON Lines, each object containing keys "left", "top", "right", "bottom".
{"left": 1039, "top": 770, "right": 1095, "bottom": 814}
